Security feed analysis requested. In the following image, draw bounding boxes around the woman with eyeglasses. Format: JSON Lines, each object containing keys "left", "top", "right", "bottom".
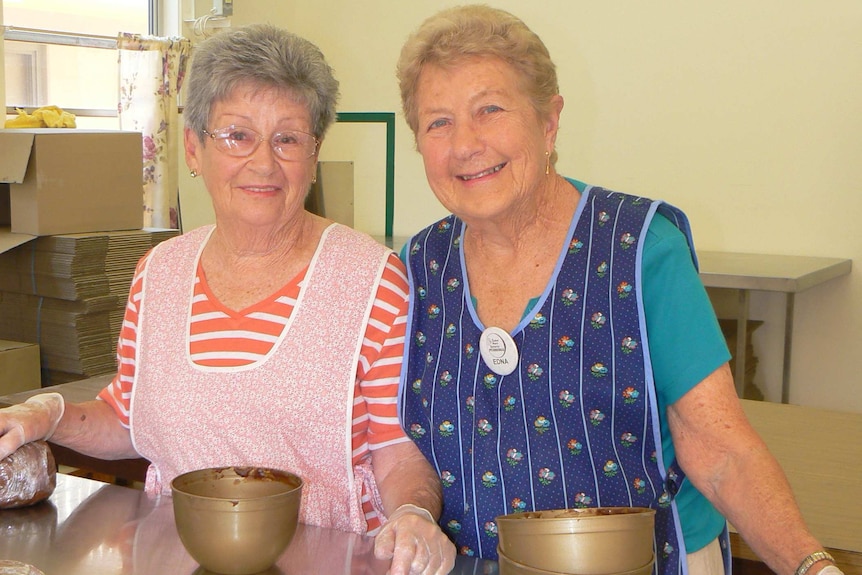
{"left": 0, "top": 24, "right": 454, "bottom": 575}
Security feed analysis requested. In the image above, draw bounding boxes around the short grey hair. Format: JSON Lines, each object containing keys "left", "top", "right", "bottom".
{"left": 184, "top": 24, "right": 340, "bottom": 139}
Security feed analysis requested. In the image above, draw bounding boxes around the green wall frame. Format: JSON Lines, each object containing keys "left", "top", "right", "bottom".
{"left": 335, "top": 112, "right": 395, "bottom": 238}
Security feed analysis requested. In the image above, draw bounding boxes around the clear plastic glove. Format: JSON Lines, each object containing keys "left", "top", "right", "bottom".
{"left": 374, "top": 504, "right": 456, "bottom": 575}
{"left": 0, "top": 393, "right": 65, "bottom": 461}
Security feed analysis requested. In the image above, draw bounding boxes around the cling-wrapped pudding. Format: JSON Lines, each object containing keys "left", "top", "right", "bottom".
{"left": 0, "top": 441, "right": 56, "bottom": 509}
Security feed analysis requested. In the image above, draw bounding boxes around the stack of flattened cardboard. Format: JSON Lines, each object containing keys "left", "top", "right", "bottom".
{"left": 0, "top": 229, "right": 178, "bottom": 384}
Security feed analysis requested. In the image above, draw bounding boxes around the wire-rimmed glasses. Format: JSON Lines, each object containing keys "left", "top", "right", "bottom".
{"left": 202, "top": 125, "right": 319, "bottom": 161}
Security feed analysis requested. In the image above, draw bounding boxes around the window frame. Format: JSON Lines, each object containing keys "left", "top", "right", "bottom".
{"left": 4, "top": 41, "right": 47, "bottom": 107}
{"left": 3, "top": 0, "right": 160, "bottom": 118}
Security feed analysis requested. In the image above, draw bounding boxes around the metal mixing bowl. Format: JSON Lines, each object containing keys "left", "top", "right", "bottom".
{"left": 498, "top": 548, "right": 656, "bottom": 575}
{"left": 172, "top": 466, "right": 302, "bottom": 575}
{"left": 495, "top": 507, "right": 656, "bottom": 575}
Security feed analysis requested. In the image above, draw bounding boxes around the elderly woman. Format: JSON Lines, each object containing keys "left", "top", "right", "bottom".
{"left": 0, "top": 24, "right": 453, "bottom": 575}
{"left": 396, "top": 6, "right": 842, "bottom": 575}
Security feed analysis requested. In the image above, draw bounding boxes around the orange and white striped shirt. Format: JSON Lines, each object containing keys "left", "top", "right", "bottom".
{"left": 99, "top": 249, "right": 410, "bottom": 532}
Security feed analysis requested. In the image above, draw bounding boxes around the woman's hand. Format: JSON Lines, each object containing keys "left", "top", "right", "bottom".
{"left": 0, "top": 393, "right": 65, "bottom": 460}
{"left": 374, "top": 503, "right": 455, "bottom": 575}
{"left": 371, "top": 440, "right": 456, "bottom": 575}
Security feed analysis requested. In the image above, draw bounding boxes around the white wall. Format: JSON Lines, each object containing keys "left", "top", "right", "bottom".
{"left": 226, "top": 0, "right": 862, "bottom": 413}
{"left": 0, "top": 3, "right": 5, "bottom": 108}
{"left": 4, "top": 0, "right": 860, "bottom": 412}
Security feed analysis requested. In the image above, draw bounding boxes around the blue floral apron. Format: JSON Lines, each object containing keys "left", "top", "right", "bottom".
{"left": 399, "top": 188, "right": 730, "bottom": 575}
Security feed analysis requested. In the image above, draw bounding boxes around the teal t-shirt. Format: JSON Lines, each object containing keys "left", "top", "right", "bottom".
{"left": 636, "top": 203, "right": 731, "bottom": 552}
{"left": 401, "top": 179, "right": 731, "bottom": 552}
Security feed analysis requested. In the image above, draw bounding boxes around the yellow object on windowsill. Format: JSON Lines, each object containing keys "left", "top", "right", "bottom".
{"left": 5, "top": 106, "right": 77, "bottom": 129}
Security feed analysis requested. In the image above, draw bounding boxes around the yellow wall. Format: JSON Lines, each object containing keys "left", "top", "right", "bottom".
{"left": 4, "top": 1, "right": 861, "bottom": 412}
{"left": 0, "top": 3, "right": 5, "bottom": 108}
{"left": 227, "top": 0, "right": 862, "bottom": 413}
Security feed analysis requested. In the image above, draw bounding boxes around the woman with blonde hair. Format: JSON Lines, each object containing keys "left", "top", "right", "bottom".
{"left": 396, "top": 6, "right": 841, "bottom": 575}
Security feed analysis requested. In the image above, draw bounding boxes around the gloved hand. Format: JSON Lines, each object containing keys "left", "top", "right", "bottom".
{"left": 0, "top": 393, "right": 65, "bottom": 461}
{"left": 374, "top": 503, "right": 456, "bottom": 575}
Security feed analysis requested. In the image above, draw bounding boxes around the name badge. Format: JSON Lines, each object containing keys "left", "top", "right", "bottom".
{"left": 479, "top": 326, "right": 518, "bottom": 376}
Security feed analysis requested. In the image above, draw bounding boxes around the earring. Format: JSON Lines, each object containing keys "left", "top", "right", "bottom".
{"left": 544, "top": 151, "right": 550, "bottom": 176}
{"left": 190, "top": 170, "right": 198, "bottom": 178}
{"left": 311, "top": 175, "right": 317, "bottom": 184}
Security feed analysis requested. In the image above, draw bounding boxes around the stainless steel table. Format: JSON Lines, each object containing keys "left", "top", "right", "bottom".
{"left": 0, "top": 474, "right": 497, "bottom": 575}
{"left": 697, "top": 251, "right": 851, "bottom": 402}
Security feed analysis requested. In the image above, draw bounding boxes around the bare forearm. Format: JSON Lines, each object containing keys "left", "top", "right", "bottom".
{"left": 670, "top": 365, "right": 831, "bottom": 575}
{"left": 380, "top": 461, "right": 443, "bottom": 519}
{"left": 373, "top": 441, "right": 443, "bottom": 519}
{"left": 697, "top": 439, "right": 824, "bottom": 575}
{"left": 51, "top": 400, "right": 138, "bottom": 460}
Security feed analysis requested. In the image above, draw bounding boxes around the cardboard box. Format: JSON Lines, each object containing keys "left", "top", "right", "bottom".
{"left": 0, "top": 339, "right": 41, "bottom": 394}
{"left": 0, "top": 129, "right": 143, "bottom": 245}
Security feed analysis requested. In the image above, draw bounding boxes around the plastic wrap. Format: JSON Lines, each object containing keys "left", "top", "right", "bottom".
{"left": 0, "top": 441, "right": 57, "bottom": 509}
{"left": 0, "top": 560, "right": 45, "bottom": 575}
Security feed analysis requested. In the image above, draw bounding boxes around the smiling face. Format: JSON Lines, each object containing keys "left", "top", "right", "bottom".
{"left": 414, "top": 56, "right": 562, "bottom": 226}
{"left": 184, "top": 81, "right": 318, "bottom": 233}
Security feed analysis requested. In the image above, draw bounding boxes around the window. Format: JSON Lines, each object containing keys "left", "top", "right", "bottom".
{"left": 4, "top": 42, "right": 46, "bottom": 107}
{"left": 4, "top": 0, "right": 155, "bottom": 128}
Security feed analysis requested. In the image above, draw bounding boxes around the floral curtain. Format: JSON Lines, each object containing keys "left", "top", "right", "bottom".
{"left": 118, "top": 33, "right": 191, "bottom": 230}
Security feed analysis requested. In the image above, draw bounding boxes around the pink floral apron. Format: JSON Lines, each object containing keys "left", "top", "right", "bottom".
{"left": 130, "top": 223, "right": 391, "bottom": 533}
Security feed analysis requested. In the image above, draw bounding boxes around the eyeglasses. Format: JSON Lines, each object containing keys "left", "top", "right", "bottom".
{"left": 202, "top": 125, "right": 319, "bottom": 161}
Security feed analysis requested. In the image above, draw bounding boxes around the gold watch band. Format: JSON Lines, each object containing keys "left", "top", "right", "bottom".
{"left": 795, "top": 551, "right": 836, "bottom": 575}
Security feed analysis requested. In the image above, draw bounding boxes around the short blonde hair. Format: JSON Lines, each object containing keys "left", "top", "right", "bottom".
{"left": 397, "top": 5, "right": 559, "bottom": 137}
